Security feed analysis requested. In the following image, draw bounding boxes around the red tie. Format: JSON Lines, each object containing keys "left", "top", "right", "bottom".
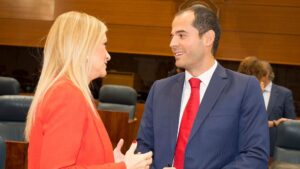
{"left": 174, "top": 78, "right": 201, "bottom": 169}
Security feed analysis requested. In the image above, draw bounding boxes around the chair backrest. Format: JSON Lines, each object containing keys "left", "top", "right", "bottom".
{"left": 0, "top": 95, "right": 32, "bottom": 169}
{"left": 273, "top": 120, "right": 300, "bottom": 164}
{"left": 0, "top": 77, "right": 20, "bottom": 95}
{"left": 98, "top": 84, "right": 137, "bottom": 120}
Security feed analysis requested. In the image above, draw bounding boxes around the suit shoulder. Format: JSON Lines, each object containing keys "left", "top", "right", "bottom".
{"left": 273, "top": 83, "right": 293, "bottom": 94}
{"left": 224, "top": 68, "right": 258, "bottom": 83}
{"left": 153, "top": 72, "right": 184, "bottom": 88}
{"left": 272, "top": 83, "right": 293, "bottom": 95}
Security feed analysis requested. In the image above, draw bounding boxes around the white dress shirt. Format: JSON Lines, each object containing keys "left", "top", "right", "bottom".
{"left": 263, "top": 82, "right": 272, "bottom": 110}
{"left": 177, "top": 60, "right": 218, "bottom": 134}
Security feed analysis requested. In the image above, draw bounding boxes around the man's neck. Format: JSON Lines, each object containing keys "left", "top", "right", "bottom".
{"left": 264, "top": 79, "right": 271, "bottom": 86}
{"left": 188, "top": 56, "right": 215, "bottom": 77}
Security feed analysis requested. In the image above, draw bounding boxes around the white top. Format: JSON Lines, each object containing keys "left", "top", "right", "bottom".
{"left": 263, "top": 82, "right": 272, "bottom": 110}
{"left": 177, "top": 60, "right": 218, "bottom": 134}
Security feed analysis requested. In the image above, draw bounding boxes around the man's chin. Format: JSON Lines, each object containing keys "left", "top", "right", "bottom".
{"left": 175, "top": 62, "right": 184, "bottom": 69}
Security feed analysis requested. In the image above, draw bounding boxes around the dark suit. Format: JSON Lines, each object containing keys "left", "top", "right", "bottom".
{"left": 137, "top": 64, "right": 269, "bottom": 169}
{"left": 267, "top": 83, "right": 296, "bottom": 156}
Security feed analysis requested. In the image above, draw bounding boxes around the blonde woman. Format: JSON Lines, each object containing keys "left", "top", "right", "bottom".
{"left": 25, "top": 11, "right": 152, "bottom": 169}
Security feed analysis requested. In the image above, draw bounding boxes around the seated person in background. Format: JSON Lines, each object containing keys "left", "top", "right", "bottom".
{"left": 238, "top": 57, "right": 296, "bottom": 157}
{"left": 25, "top": 11, "right": 152, "bottom": 169}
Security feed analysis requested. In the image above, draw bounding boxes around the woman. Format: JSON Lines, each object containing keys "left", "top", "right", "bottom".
{"left": 25, "top": 11, "right": 152, "bottom": 169}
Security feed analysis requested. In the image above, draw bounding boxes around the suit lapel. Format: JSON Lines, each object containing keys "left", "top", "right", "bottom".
{"left": 189, "top": 65, "right": 228, "bottom": 140}
{"left": 267, "top": 84, "right": 278, "bottom": 115}
{"left": 168, "top": 73, "right": 185, "bottom": 156}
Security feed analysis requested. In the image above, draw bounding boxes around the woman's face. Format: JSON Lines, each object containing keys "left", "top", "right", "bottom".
{"left": 89, "top": 34, "right": 111, "bottom": 81}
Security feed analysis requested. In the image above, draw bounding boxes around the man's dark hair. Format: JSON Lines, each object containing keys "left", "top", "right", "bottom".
{"left": 177, "top": 5, "right": 221, "bottom": 55}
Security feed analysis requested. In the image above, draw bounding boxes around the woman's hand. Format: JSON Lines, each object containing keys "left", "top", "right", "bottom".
{"left": 114, "top": 139, "right": 125, "bottom": 163}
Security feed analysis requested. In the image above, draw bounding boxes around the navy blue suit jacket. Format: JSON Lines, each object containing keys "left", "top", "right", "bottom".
{"left": 137, "top": 64, "right": 269, "bottom": 169}
{"left": 267, "top": 83, "right": 296, "bottom": 156}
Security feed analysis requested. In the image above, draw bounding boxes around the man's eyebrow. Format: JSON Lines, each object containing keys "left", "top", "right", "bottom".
{"left": 175, "top": 30, "right": 188, "bottom": 34}
{"left": 170, "top": 30, "right": 188, "bottom": 36}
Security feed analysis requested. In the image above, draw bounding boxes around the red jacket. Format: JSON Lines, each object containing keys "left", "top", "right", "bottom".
{"left": 28, "top": 77, "right": 126, "bottom": 169}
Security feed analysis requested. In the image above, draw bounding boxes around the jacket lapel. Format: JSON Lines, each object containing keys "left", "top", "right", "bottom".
{"left": 189, "top": 64, "right": 228, "bottom": 140}
{"left": 267, "top": 84, "right": 278, "bottom": 115}
{"left": 92, "top": 113, "right": 114, "bottom": 161}
{"left": 168, "top": 73, "right": 185, "bottom": 157}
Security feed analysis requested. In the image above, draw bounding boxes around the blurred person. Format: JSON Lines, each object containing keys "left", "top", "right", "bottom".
{"left": 137, "top": 5, "right": 269, "bottom": 169}
{"left": 25, "top": 11, "right": 152, "bottom": 169}
{"left": 260, "top": 60, "right": 296, "bottom": 157}
{"left": 238, "top": 57, "right": 296, "bottom": 157}
{"left": 237, "top": 56, "right": 267, "bottom": 90}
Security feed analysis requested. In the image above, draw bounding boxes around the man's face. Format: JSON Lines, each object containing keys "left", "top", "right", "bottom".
{"left": 170, "top": 11, "right": 205, "bottom": 72}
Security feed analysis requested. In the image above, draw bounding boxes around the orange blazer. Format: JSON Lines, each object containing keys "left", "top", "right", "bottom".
{"left": 28, "top": 78, "right": 126, "bottom": 169}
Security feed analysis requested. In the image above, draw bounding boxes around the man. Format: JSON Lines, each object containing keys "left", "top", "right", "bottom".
{"left": 260, "top": 61, "right": 296, "bottom": 157}
{"left": 238, "top": 57, "right": 297, "bottom": 157}
{"left": 137, "top": 5, "right": 269, "bottom": 169}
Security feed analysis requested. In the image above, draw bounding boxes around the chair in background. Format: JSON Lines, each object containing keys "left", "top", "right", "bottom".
{"left": 0, "top": 95, "right": 32, "bottom": 169}
{"left": 272, "top": 120, "right": 300, "bottom": 167}
{"left": 0, "top": 76, "right": 20, "bottom": 95}
{"left": 98, "top": 84, "right": 137, "bottom": 120}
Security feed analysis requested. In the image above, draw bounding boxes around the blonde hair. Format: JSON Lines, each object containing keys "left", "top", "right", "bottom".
{"left": 25, "top": 11, "right": 107, "bottom": 141}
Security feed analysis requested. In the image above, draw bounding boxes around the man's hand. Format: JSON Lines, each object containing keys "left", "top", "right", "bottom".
{"left": 275, "top": 118, "right": 289, "bottom": 126}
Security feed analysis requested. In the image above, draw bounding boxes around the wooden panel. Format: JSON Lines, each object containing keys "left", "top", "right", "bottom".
{"left": 107, "top": 24, "right": 172, "bottom": 56}
{"left": 135, "top": 103, "right": 145, "bottom": 133}
{"left": 98, "top": 110, "right": 138, "bottom": 152}
{"left": 217, "top": 31, "right": 300, "bottom": 65}
{"left": 220, "top": 4, "right": 300, "bottom": 35}
{"left": 0, "top": 18, "right": 52, "bottom": 47}
{"left": 55, "top": 0, "right": 177, "bottom": 27}
{"left": 0, "top": 0, "right": 54, "bottom": 20}
{"left": 103, "top": 72, "right": 134, "bottom": 86}
{"left": 5, "top": 141, "right": 28, "bottom": 169}
{"left": 225, "top": 0, "right": 300, "bottom": 7}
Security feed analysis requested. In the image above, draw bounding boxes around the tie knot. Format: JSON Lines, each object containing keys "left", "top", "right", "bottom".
{"left": 189, "top": 78, "right": 201, "bottom": 88}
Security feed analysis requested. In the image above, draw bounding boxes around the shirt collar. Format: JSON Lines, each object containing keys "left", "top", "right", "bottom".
{"left": 184, "top": 60, "right": 218, "bottom": 86}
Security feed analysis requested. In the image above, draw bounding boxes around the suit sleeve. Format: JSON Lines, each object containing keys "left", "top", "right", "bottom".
{"left": 39, "top": 85, "right": 125, "bottom": 169}
{"left": 136, "top": 81, "right": 156, "bottom": 154}
{"left": 222, "top": 77, "right": 269, "bottom": 169}
{"left": 283, "top": 90, "right": 296, "bottom": 119}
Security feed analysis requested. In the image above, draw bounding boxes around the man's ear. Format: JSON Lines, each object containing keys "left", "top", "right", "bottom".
{"left": 202, "top": 30, "right": 215, "bottom": 47}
